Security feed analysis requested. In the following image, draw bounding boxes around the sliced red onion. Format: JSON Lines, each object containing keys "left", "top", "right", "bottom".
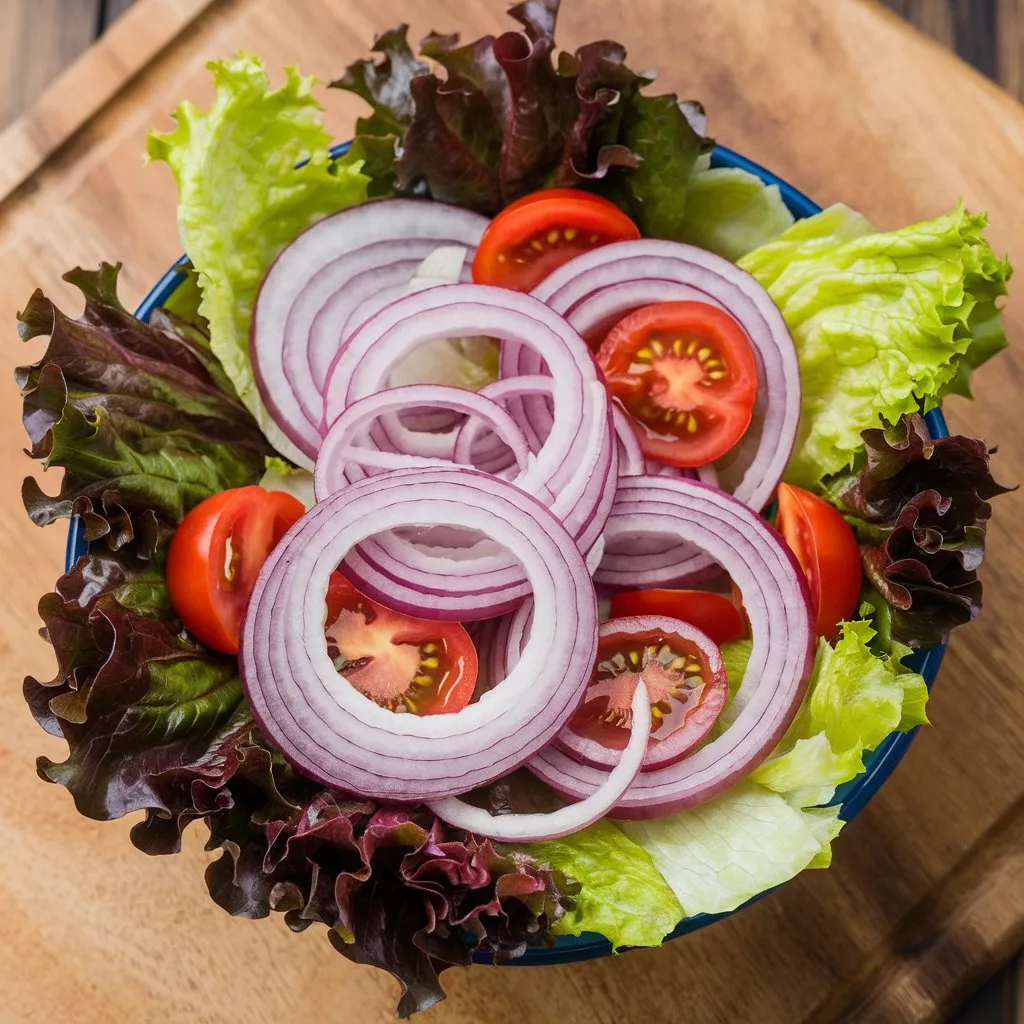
{"left": 428, "top": 681, "right": 650, "bottom": 841}
{"left": 314, "top": 384, "right": 531, "bottom": 498}
{"left": 554, "top": 614, "right": 727, "bottom": 771}
{"left": 453, "top": 375, "right": 554, "bottom": 471}
{"left": 528, "top": 475, "right": 815, "bottom": 818}
{"left": 252, "top": 199, "right": 486, "bottom": 458}
{"left": 532, "top": 240, "right": 800, "bottom": 513}
{"left": 322, "top": 285, "right": 615, "bottom": 616}
{"left": 614, "top": 404, "right": 647, "bottom": 477}
{"left": 564, "top": 279, "right": 725, "bottom": 348}
{"left": 240, "top": 468, "right": 598, "bottom": 801}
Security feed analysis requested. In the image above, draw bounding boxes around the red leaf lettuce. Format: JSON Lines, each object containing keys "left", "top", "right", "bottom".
{"left": 826, "top": 414, "right": 1013, "bottom": 648}
{"left": 331, "top": 0, "right": 710, "bottom": 226}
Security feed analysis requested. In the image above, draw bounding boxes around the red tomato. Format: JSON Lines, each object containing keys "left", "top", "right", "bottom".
{"left": 596, "top": 301, "right": 758, "bottom": 468}
{"left": 568, "top": 620, "right": 727, "bottom": 754}
{"left": 776, "top": 483, "right": 862, "bottom": 640}
{"left": 609, "top": 589, "right": 747, "bottom": 645}
{"left": 324, "top": 574, "right": 478, "bottom": 716}
{"left": 167, "top": 486, "right": 305, "bottom": 654}
{"left": 472, "top": 188, "right": 640, "bottom": 292}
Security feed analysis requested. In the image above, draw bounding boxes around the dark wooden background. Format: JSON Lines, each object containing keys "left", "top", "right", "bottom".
{"left": 0, "top": 0, "right": 1021, "bottom": 1020}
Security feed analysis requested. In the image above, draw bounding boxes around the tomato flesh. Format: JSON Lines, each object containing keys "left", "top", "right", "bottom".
{"left": 167, "top": 486, "right": 305, "bottom": 655}
{"left": 776, "top": 483, "right": 863, "bottom": 640}
{"left": 609, "top": 589, "right": 747, "bottom": 645}
{"left": 596, "top": 301, "right": 759, "bottom": 468}
{"left": 325, "top": 574, "right": 478, "bottom": 715}
{"left": 568, "top": 623, "right": 726, "bottom": 752}
{"left": 473, "top": 188, "right": 640, "bottom": 292}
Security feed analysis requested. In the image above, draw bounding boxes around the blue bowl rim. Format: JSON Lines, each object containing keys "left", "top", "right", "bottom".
{"left": 63, "top": 142, "right": 948, "bottom": 967}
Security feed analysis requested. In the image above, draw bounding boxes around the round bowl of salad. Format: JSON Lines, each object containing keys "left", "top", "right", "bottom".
{"left": 22, "top": 0, "right": 1010, "bottom": 1015}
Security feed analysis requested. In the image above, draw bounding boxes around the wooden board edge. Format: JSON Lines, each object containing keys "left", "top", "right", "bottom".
{"left": 0, "top": 0, "right": 222, "bottom": 206}
{"left": 808, "top": 792, "right": 1024, "bottom": 1023}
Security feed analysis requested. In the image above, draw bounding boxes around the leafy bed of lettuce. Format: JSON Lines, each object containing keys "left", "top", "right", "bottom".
{"left": 15, "top": 0, "right": 1012, "bottom": 1018}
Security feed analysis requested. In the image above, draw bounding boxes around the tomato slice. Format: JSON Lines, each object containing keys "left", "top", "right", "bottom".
{"left": 596, "top": 301, "right": 758, "bottom": 468}
{"left": 325, "top": 574, "right": 478, "bottom": 715}
{"left": 776, "top": 483, "right": 862, "bottom": 640}
{"left": 472, "top": 188, "right": 640, "bottom": 292}
{"left": 167, "top": 486, "right": 305, "bottom": 655}
{"left": 567, "top": 620, "right": 727, "bottom": 755}
{"left": 609, "top": 589, "right": 747, "bottom": 645}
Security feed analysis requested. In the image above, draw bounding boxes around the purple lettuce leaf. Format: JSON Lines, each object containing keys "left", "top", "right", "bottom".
{"left": 17, "top": 264, "right": 271, "bottom": 530}
{"left": 331, "top": 0, "right": 707, "bottom": 216}
{"left": 826, "top": 414, "right": 1013, "bottom": 648}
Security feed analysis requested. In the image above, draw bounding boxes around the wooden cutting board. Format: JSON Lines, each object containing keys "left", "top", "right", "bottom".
{"left": 1, "top": 0, "right": 1022, "bottom": 1021}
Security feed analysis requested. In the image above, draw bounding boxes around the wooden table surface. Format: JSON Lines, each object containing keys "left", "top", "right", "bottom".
{"left": 2, "top": 1, "right": 1024, "bottom": 1022}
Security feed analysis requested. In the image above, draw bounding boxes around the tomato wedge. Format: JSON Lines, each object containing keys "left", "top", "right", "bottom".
{"left": 609, "top": 589, "right": 747, "bottom": 645}
{"left": 567, "top": 619, "right": 727, "bottom": 756}
{"left": 472, "top": 188, "right": 640, "bottom": 292}
{"left": 325, "top": 574, "right": 478, "bottom": 715}
{"left": 167, "top": 486, "right": 305, "bottom": 654}
{"left": 776, "top": 483, "right": 862, "bottom": 640}
{"left": 596, "top": 301, "right": 758, "bottom": 468}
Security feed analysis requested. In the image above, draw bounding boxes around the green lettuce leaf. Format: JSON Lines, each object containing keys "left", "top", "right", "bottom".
{"left": 620, "top": 92, "right": 703, "bottom": 239}
{"left": 739, "top": 204, "right": 1011, "bottom": 487}
{"left": 259, "top": 456, "right": 314, "bottom": 510}
{"left": 621, "top": 783, "right": 842, "bottom": 917}
{"left": 527, "top": 819, "right": 682, "bottom": 949}
{"left": 147, "top": 55, "right": 370, "bottom": 466}
{"left": 679, "top": 164, "right": 795, "bottom": 260}
{"left": 751, "top": 620, "right": 928, "bottom": 807}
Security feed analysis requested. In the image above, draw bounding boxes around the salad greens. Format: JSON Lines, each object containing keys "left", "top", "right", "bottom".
{"left": 147, "top": 56, "right": 371, "bottom": 467}
{"left": 740, "top": 204, "right": 1011, "bottom": 488}
{"left": 622, "top": 784, "right": 842, "bottom": 917}
{"left": 678, "top": 160, "right": 796, "bottom": 261}
{"left": 750, "top": 620, "right": 928, "bottom": 808}
{"left": 16, "top": 0, "right": 1011, "bottom": 1017}
{"left": 529, "top": 818, "right": 683, "bottom": 949}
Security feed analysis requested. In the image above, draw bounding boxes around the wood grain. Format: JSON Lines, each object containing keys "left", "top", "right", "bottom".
{"left": 0, "top": 0, "right": 102, "bottom": 130}
{"left": 812, "top": 794, "right": 1024, "bottom": 1023}
{"left": 0, "top": 0, "right": 218, "bottom": 206}
{"left": 1, "top": 1, "right": 1024, "bottom": 1022}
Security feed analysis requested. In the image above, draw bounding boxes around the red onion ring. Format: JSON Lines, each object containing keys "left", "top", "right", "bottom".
{"left": 531, "top": 240, "right": 800, "bottom": 514}
{"left": 428, "top": 681, "right": 650, "bottom": 842}
{"left": 561, "top": 279, "right": 725, "bottom": 348}
{"left": 252, "top": 199, "right": 486, "bottom": 458}
{"left": 314, "top": 384, "right": 531, "bottom": 497}
{"left": 554, "top": 614, "right": 728, "bottom": 771}
{"left": 453, "top": 375, "right": 554, "bottom": 472}
{"left": 528, "top": 475, "right": 815, "bottom": 818}
{"left": 240, "top": 468, "right": 598, "bottom": 801}
{"left": 321, "top": 285, "right": 616, "bottom": 616}
{"left": 614, "top": 404, "right": 647, "bottom": 476}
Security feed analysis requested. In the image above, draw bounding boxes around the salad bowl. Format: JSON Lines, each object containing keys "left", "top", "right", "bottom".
{"left": 62, "top": 143, "right": 950, "bottom": 968}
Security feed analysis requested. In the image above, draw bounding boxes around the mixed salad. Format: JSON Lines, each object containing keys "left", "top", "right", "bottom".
{"left": 17, "top": 0, "right": 1012, "bottom": 1016}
